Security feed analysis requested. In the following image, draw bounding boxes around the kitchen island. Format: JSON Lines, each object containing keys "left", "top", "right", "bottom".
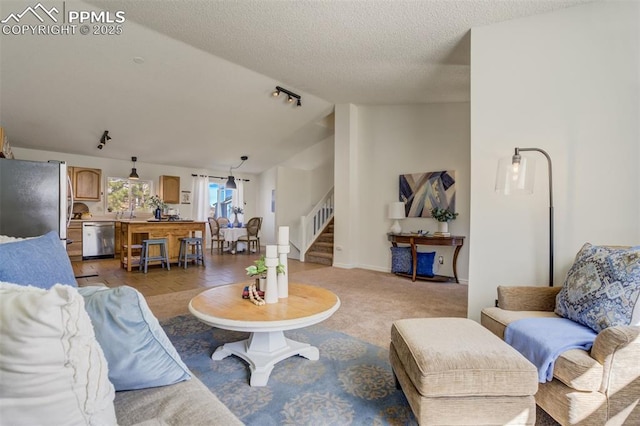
{"left": 119, "top": 220, "right": 206, "bottom": 271}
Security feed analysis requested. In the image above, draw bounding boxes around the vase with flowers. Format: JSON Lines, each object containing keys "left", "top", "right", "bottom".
{"left": 232, "top": 206, "right": 244, "bottom": 227}
{"left": 430, "top": 207, "right": 458, "bottom": 235}
{"left": 148, "top": 195, "right": 167, "bottom": 220}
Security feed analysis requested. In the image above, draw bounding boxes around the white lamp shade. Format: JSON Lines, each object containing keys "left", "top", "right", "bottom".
{"left": 388, "top": 202, "right": 406, "bottom": 219}
{"left": 495, "top": 156, "right": 536, "bottom": 195}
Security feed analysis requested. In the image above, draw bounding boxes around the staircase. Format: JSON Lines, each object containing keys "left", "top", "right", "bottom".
{"left": 304, "top": 219, "right": 334, "bottom": 266}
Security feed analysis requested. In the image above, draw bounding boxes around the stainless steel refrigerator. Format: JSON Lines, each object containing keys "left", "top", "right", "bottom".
{"left": 0, "top": 158, "right": 71, "bottom": 243}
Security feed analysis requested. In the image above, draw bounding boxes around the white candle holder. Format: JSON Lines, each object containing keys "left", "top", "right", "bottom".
{"left": 277, "top": 244, "right": 290, "bottom": 298}
{"left": 264, "top": 245, "right": 279, "bottom": 304}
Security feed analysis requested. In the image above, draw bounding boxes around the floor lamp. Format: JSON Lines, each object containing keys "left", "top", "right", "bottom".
{"left": 496, "top": 147, "right": 554, "bottom": 287}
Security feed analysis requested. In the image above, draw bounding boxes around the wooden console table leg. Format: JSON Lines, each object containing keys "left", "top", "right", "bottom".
{"left": 410, "top": 238, "right": 417, "bottom": 282}
{"left": 452, "top": 244, "right": 462, "bottom": 283}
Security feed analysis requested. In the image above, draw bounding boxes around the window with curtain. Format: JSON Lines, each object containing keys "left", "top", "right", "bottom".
{"left": 208, "top": 181, "right": 234, "bottom": 218}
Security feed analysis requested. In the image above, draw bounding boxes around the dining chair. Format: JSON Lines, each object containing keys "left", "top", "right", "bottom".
{"left": 208, "top": 217, "right": 225, "bottom": 254}
{"left": 216, "top": 217, "right": 230, "bottom": 229}
{"left": 238, "top": 217, "right": 261, "bottom": 254}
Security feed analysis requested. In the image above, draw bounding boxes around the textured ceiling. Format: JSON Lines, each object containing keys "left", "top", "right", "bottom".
{"left": 0, "top": 0, "right": 594, "bottom": 172}
{"left": 89, "top": 0, "right": 594, "bottom": 104}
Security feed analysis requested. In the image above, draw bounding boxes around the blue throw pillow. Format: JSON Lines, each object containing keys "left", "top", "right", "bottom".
{"left": 555, "top": 243, "right": 640, "bottom": 333}
{"left": 416, "top": 251, "right": 436, "bottom": 277}
{"left": 79, "top": 285, "right": 191, "bottom": 391}
{"left": 390, "top": 246, "right": 412, "bottom": 274}
{"left": 0, "top": 231, "right": 77, "bottom": 288}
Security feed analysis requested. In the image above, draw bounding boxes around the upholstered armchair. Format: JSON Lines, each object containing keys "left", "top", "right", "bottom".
{"left": 482, "top": 285, "right": 640, "bottom": 425}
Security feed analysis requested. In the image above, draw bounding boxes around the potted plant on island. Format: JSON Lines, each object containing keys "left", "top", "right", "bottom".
{"left": 430, "top": 207, "right": 458, "bottom": 236}
{"left": 148, "top": 195, "right": 167, "bottom": 220}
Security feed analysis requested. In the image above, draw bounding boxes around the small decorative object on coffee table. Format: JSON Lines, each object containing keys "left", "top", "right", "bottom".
{"left": 245, "top": 255, "right": 284, "bottom": 292}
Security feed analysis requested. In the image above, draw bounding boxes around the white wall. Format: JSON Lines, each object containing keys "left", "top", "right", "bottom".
{"left": 334, "top": 103, "right": 471, "bottom": 278}
{"left": 276, "top": 166, "right": 309, "bottom": 252}
{"left": 333, "top": 104, "right": 361, "bottom": 268}
{"left": 257, "top": 167, "right": 277, "bottom": 246}
{"left": 257, "top": 136, "right": 335, "bottom": 251}
{"left": 468, "top": 1, "right": 640, "bottom": 321}
{"left": 12, "top": 147, "right": 257, "bottom": 221}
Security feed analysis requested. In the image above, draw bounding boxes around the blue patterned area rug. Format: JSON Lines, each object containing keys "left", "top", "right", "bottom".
{"left": 161, "top": 315, "right": 417, "bottom": 425}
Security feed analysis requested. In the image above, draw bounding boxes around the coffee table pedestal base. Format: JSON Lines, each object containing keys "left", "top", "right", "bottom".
{"left": 211, "top": 330, "right": 319, "bottom": 386}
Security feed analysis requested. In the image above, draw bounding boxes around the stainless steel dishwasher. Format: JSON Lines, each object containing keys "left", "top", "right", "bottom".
{"left": 82, "top": 222, "right": 115, "bottom": 260}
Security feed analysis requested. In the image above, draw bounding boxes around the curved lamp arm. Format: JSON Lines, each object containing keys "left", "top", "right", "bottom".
{"left": 513, "top": 147, "right": 554, "bottom": 287}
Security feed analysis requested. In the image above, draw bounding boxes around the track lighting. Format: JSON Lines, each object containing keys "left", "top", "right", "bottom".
{"left": 129, "top": 156, "right": 140, "bottom": 180}
{"left": 226, "top": 155, "right": 248, "bottom": 189}
{"left": 97, "top": 130, "right": 111, "bottom": 149}
{"left": 271, "top": 86, "right": 302, "bottom": 107}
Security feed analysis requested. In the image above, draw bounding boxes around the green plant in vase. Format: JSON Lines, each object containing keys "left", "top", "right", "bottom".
{"left": 245, "top": 255, "right": 285, "bottom": 278}
{"left": 148, "top": 195, "right": 167, "bottom": 220}
{"left": 430, "top": 207, "right": 458, "bottom": 235}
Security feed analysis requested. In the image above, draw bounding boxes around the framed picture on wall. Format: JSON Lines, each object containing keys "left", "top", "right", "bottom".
{"left": 400, "top": 170, "right": 456, "bottom": 217}
{"left": 181, "top": 191, "right": 191, "bottom": 204}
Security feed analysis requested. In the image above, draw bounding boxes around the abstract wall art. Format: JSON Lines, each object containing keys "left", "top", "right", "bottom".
{"left": 399, "top": 170, "right": 456, "bottom": 218}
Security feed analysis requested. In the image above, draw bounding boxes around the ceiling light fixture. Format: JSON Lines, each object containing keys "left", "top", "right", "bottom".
{"left": 226, "top": 155, "right": 249, "bottom": 189}
{"left": 129, "top": 156, "right": 140, "bottom": 180}
{"left": 271, "top": 86, "right": 302, "bottom": 107}
{"left": 97, "top": 130, "right": 111, "bottom": 149}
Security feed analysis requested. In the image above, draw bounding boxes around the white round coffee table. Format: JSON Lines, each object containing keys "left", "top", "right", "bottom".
{"left": 189, "top": 282, "right": 340, "bottom": 386}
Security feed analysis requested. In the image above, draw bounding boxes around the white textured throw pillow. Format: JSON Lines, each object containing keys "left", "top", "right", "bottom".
{"left": 0, "top": 282, "right": 116, "bottom": 425}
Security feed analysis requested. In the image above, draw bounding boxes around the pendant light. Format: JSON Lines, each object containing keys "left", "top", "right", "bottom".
{"left": 226, "top": 155, "right": 248, "bottom": 189}
{"left": 129, "top": 156, "right": 140, "bottom": 180}
{"left": 225, "top": 175, "right": 236, "bottom": 189}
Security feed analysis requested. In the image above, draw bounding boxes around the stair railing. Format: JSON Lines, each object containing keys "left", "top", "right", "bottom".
{"left": 299, "top": 187, "right": 334, "bottom": 262}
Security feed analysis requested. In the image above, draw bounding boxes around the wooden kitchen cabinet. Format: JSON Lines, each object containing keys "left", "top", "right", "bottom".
{"left": 159, "top": 175, "right": 180, "bottom": 204}
{"left": 69, "top": 166, "right": 102, "bottom": 201}
{"left": 67, "top": 222, "right": 83, "bottom": 261}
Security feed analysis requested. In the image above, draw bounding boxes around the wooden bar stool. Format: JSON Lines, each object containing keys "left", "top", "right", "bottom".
{"left": 178, "top": 237, "right": 204, "bottom": 269}
{"left": 122, "top": 243, "right": 143, "bottom": 269}
{"left": 139, "top": 239, "right": 170, "bottom": 273}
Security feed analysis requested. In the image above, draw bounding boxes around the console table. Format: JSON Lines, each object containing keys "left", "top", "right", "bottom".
{"left": 388, "top": 233, "right": 465, "bottom": 283}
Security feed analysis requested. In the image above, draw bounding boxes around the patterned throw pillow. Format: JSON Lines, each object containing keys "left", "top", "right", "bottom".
{"left": 390, "top": 246, "right": 412, "bottom": 274}
{"left": 555, "top": 243, "right": 640, "bottom": 333}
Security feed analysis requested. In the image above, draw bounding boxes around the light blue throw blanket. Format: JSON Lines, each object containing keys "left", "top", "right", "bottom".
{"left": 504, "top": 317, "right": 597, "bottom": 383}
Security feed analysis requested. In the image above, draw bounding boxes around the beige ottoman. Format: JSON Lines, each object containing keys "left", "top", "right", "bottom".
{"left": 390, "top": 318, "right": 538, "bottom": 425}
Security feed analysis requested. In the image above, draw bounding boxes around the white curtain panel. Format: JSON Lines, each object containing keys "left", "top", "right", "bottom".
{"left": 231, "top": 180, "right": 244, "bottom": 211}
{"left": 192, "top": 176, "right": 210, "bottom": 239}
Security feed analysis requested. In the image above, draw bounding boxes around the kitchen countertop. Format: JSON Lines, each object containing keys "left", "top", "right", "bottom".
{"left": 69, "top": 216, "right": 200, "bottom": 223}
{"left": 118, "top": 219, "right": 200, "bottom": 223}
{"left": 70, "top": 218, "right": 117, "bottom": 223}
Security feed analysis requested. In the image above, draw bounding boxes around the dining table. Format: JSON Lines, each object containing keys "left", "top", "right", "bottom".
{"left": 220, "top": 226, "right": 247, "bottom": 254}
